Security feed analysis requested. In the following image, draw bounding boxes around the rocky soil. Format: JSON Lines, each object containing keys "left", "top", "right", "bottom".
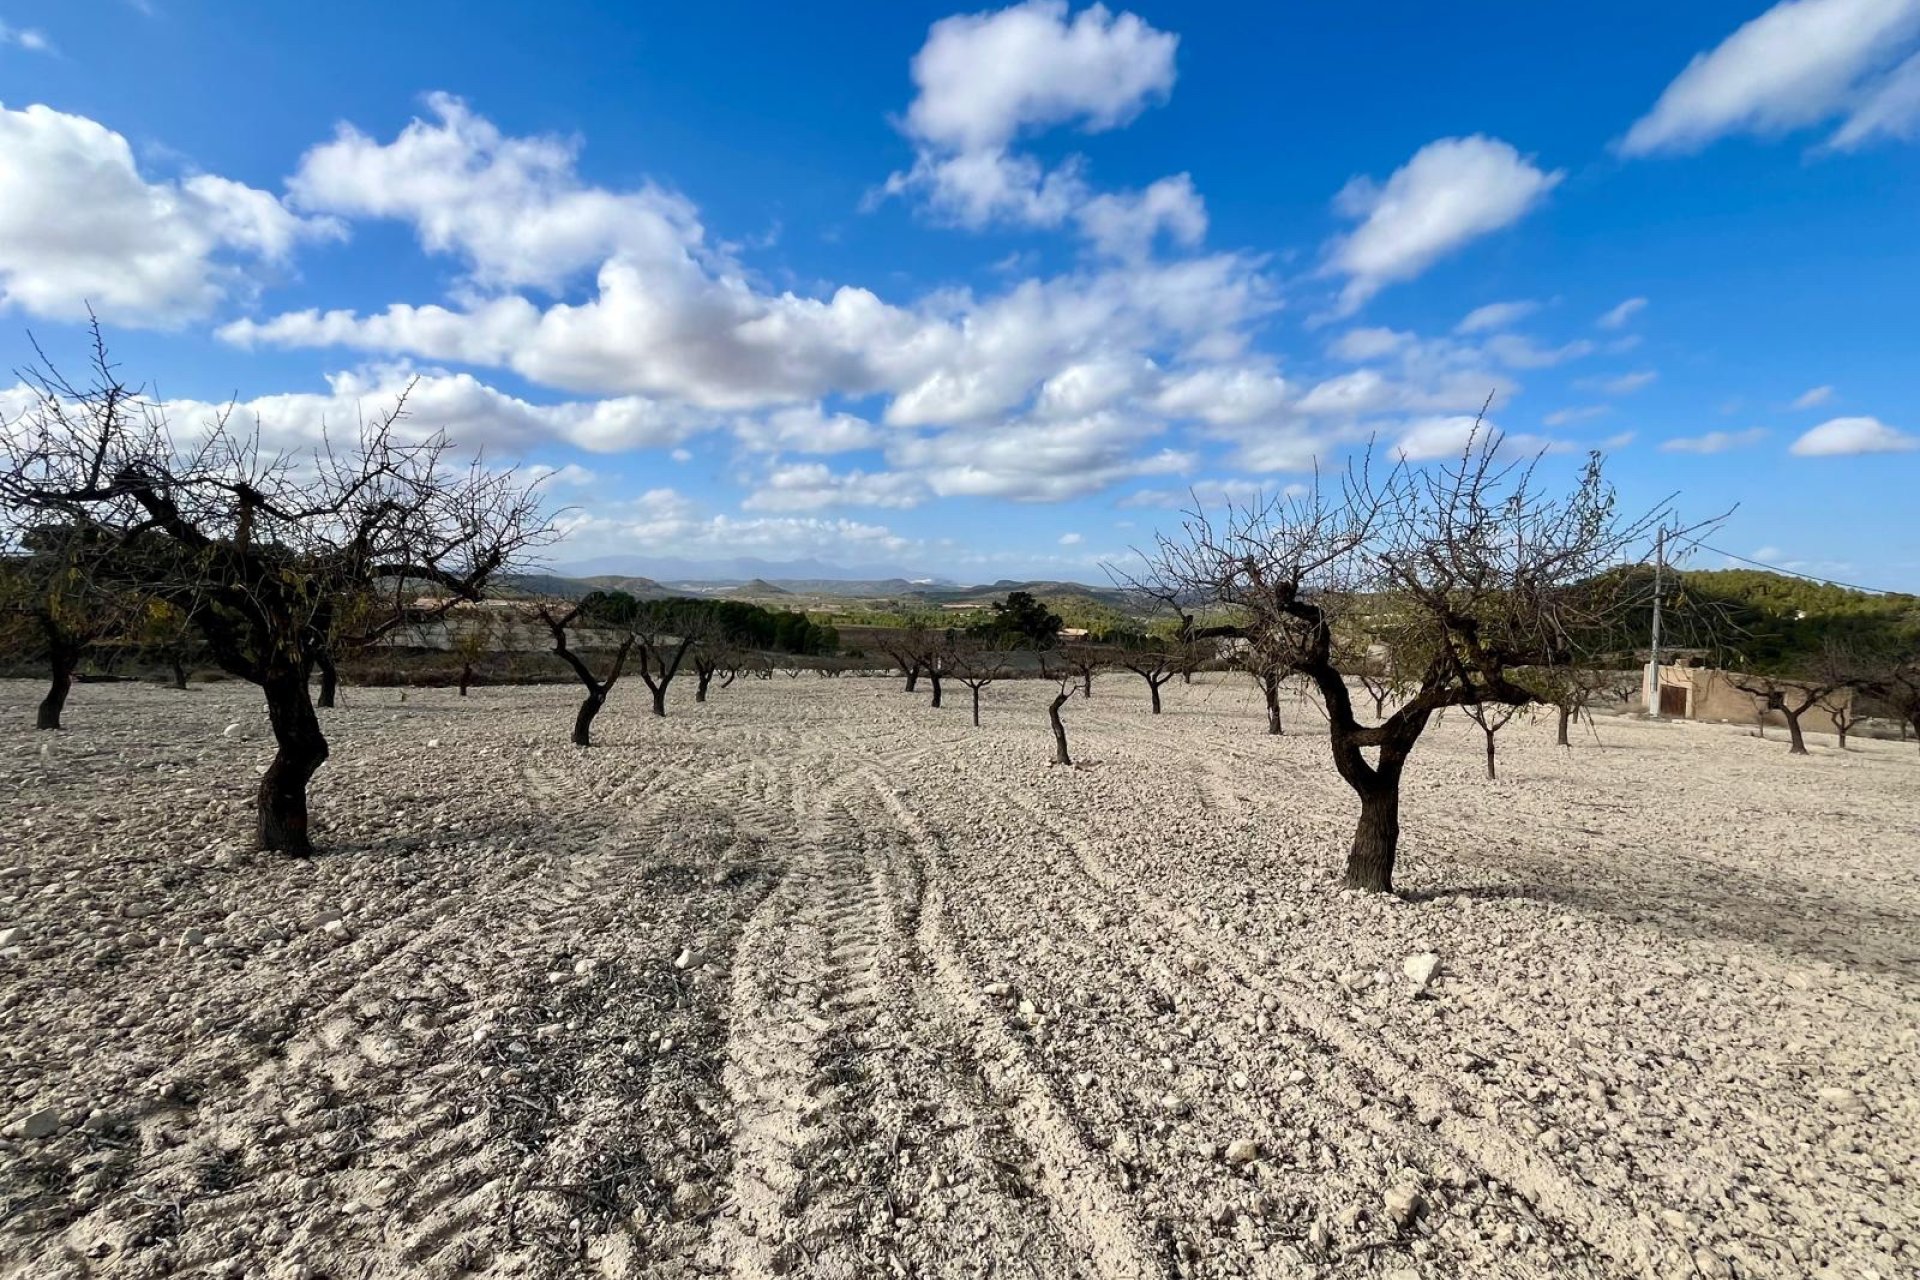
{"left": 0, "top": 674, "right": 1914, "bottom": 1280}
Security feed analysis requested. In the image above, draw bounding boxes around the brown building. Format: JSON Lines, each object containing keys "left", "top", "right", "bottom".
{"left": 1640, "top": 660, "right": 1854, "bottom": 736}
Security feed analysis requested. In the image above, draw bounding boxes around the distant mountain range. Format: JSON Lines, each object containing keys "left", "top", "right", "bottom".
{"left": 548, "top": 553, "right": 958, "bottom": 584}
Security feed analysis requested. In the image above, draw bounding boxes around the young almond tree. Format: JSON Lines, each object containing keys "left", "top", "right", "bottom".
{"left": 1145, "top": 430, "right": 1674, "bottom": 892}
{"left": 0, "top": 334, "right": 551, "bottom": 854}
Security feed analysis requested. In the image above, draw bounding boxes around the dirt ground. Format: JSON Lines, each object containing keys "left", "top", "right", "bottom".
{"left": 1, "top": 673, "right": 1915, "bottom": 1280}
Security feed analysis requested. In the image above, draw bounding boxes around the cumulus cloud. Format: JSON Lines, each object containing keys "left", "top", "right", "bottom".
{"left": 1326, "top": 136, "right": 1562, "bottom": 313}
{"left": 903, "top": 1, "right": 1177, "bottom": 152}
{"left": 1456, "top": 300, "right": 1537, "bottom": 334}
{"left": 1597, "top": 297, "right": 1648, "bottom": 329}
{"left": 731, "top": 404, "right": 881, "bottom": 454}
{"left": 884, "top": 2, "right": 1202, "bottom": 258}
{"left": 289, "top": 93, "right": 706, "bottom": 292}
{"left": 1058, "top": 531, "right": 1083, "bottom": 544}
{"left": 1792, "top": 384, "right": 1836, "bottom": 408}
{"left": 0, "top": 102, "right": 341, "bottom": 326}
{"left": 555, "top": 490, "right": 918, "bottom": 563}
{"left": 228, "top": 97, "right": 1275, "bottom": 435}
{"left": 12, "top": 365, "right": 712, "bottom": 457}
{"left": 1328, "top": 327, "right": 1411, "bottom": 361}
{"left": 742, "top": 462, "right": 923, "bottom": 512}
{"left": 1789, "top": 415, "right": 1917, "bottom": 455}
{"left": 1659, "top": 427, "right": 1769, "bottom": 454}
{"left": 1393, "top": 416, "right": 1560, "bottom": 463}
{"left": 1621, "top": 0, "right": 1920, "bottom": 155}
{"left": 887, "top": 412, "right": 1191, "bottom": 501}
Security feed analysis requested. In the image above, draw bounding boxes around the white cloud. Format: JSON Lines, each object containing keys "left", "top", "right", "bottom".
{"left": 1659, "top": 427, "right": 1769, "bottom": 454}
{"left": 289, "top": 93, "right": 705, "bottom": 293}
{"left": 1074, "top": 173, "right": 1208, "bottom": 259}
{"left": 528, "top": 462, "right": 597, "bottom": 486}
{"left": 0, "top": 21, "right": 52, "bottom": 51}
{"left": 1544, "top": 405, "right": 1610, "bottom": 427}
{"left": 1597, "top": 296, "right": 1648, "bottom": 329}
{"left": 904, "top": 0, "right": 1177, "bottom": 152}
{"left": 555, "top": 490, "right": 917, "bottom": 563}
{"left": 731, "top": 404, "right": 881, "bottom": 454}
{"left": 1621, "top": 0, "right": 1920, "bottom": 155}
{"left": 1482, "top": 333, "right": 1595, "bottom": 369}
{"left": 742, "top": 462, "right": 923, "bottom": 511}
{"left": 1328, "top": 327, "right": 1412, "bottom": 361}
{"left": 1326, "top": 135, "right": 1562, "bottom": 313}
{"left": 1830, "top": 49, "right": 1920, "bottom": 146}
{"left": 0, "top": 102, "right": 340, "bottom": 325}
{"left": 1058, "top": 531, "right": 1083, "bottom": 545}
{"left": 1789, "top": 415, "right": 1917, "bottom": 455}
{"left": 887, "top": 412, "right": 1190, "bottom": 501}
{"left": 1456, "top": 300, "right": 1537, "bottom": 334}
{"left": 38, "top": 366, "right": 712, "bottom": 457}
{"left": 1150, "top": 364, "right": 1289, "bottom": 425}
{"left": 229, "top": 95, "right": 1275, "bottom": 427}
{"left": 884, "top": 3, "right": 1202, "bottom": 258}
{"left": 1792, "top": 384, "right": 1836, "bottom": 408}
{"left": 1582, "top": 370, "right": 1658, "bottom": 395}
{"left": 1393, "top": 416, "right": 1559, "bottom": 462}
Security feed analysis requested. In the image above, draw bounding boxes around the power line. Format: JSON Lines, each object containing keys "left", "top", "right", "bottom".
{"left": 1692, "top": 543, "right": 1909, "bottom": 598}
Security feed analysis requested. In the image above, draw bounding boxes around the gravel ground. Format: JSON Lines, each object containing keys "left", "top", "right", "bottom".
{"left": 0, "top": 673, "right": 1914, "bottom": 1280}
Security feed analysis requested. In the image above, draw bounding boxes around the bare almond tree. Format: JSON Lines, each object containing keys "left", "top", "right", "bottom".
{"left": 449, "top": 606, "right": 496, "bottom": 697}
{"left": 1461, "top": 700, "right": 1524, "bottom": 780}
{"left": 1118, "top": 641, "right": 1186, "bottom": 714}
{"left": 0, "top": 520, "right": 133, "bottom": 729}
{"left": 1725, "top": 671, "right": 1844, "bottom": 756}
{"left": 0, "top": 331, "right": 551, "bottom": 853}
{"left": 635, "top": 624, "right": 696, "bottom": 717}
{"left": 1142, "top": 427, "right": 1677, "bottom": 892}
{"left": 880, "top": 621, "right": 930, "bottom": 693}
{"left": 1044, "top": 675, "right": 1075, "bottom": 767}
{"left": 537, "top": 604, "right": 636, "bottom": 747}
{"left": 952, "top": 637, "right": 1012, "bottom": 727}
{"left": 1057, "top": 643, "right": 1109, "bottom": 698}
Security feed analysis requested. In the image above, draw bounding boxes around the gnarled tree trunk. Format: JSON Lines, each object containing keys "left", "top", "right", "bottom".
{"left": 970, "top": 686, "right": 982, "bottom": 727}
{"left": 37, "top": 644, "right": 78, "bottom": 730}
{"left": 929, "top": 671, "right": 943, "bottom": 708}
{"left": 459, "top": 663, "right": 474, "bottom": 696}
{"left": 1346, "top": 773, "right": 1402, "bottom": 893}
{"left": 170, "top": 654, "right": 189, "bottom": 691}
{"left": 1263, "top": 670, "right": 1283, "bottom": 735}
{"left": 258, "top": 667, "right": 330, "bottom": 855}
{"left": 1049, "top": 690, "right": 1072, "bottom": 766}
{"left": 1783, "top": 706, "right": 1807, "bottom": 755}
{"left": 573, "top": 689, "right": 607, "bottom": 746}
{"left": 696, "top": 668, "right": 714, "bottom": 702}
{"left": 314, "top": 650, "right": 340, "bottom": 709}
{"left": 1556, "top": 704, "right": 1572, "bottom": 746}
{"left": 1148, "top": 679, "right": 1163, "bottom": 714}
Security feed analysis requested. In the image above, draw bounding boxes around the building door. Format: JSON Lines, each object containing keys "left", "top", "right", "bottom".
{"left": 1659, "top": 684, "right": 1688, "bottom": 717}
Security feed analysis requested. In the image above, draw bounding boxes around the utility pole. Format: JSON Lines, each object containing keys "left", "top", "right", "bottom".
{"left": 1647, "top": 525, "right": 1665, "bottom": 719}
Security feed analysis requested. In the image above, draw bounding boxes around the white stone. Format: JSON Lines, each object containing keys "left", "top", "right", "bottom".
{"left": 222, "top": 723, "right": 240, "bottom": 737}
{"left": 1384, "top": 1182, "right": 1424, "bottom": 1226}
{"left": 1403, "top": 952, "right": 1441, "bottom": 992}
{"left": 0, "top": 926, "right": 24, "bottom": 947}
{"left": 1224, "top": 1138, "right": 1260, "bottom": 1165}
{"left": 178, "top": 928, "right": 206, "bottom": 947}
{"left": 573, "top": 958, "right": 597, "bottom": 976}
{"left": 672, "top": 947, "right": 697, "bottom": 970}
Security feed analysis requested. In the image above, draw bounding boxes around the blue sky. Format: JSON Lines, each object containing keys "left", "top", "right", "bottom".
{"left": 2, "top": 0, "right": 1917, "bottom": 585}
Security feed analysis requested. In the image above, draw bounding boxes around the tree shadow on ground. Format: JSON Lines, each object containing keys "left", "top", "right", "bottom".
{"left": 1402, "top": 860, "right": 1919, "bottom": 980}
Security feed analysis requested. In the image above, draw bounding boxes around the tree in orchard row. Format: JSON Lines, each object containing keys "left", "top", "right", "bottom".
{"left": 0, "top": 331, "right": 552, "bottom": 854}
{"left": 1143, "top": 424, "right": 1683, "bottom": 893}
